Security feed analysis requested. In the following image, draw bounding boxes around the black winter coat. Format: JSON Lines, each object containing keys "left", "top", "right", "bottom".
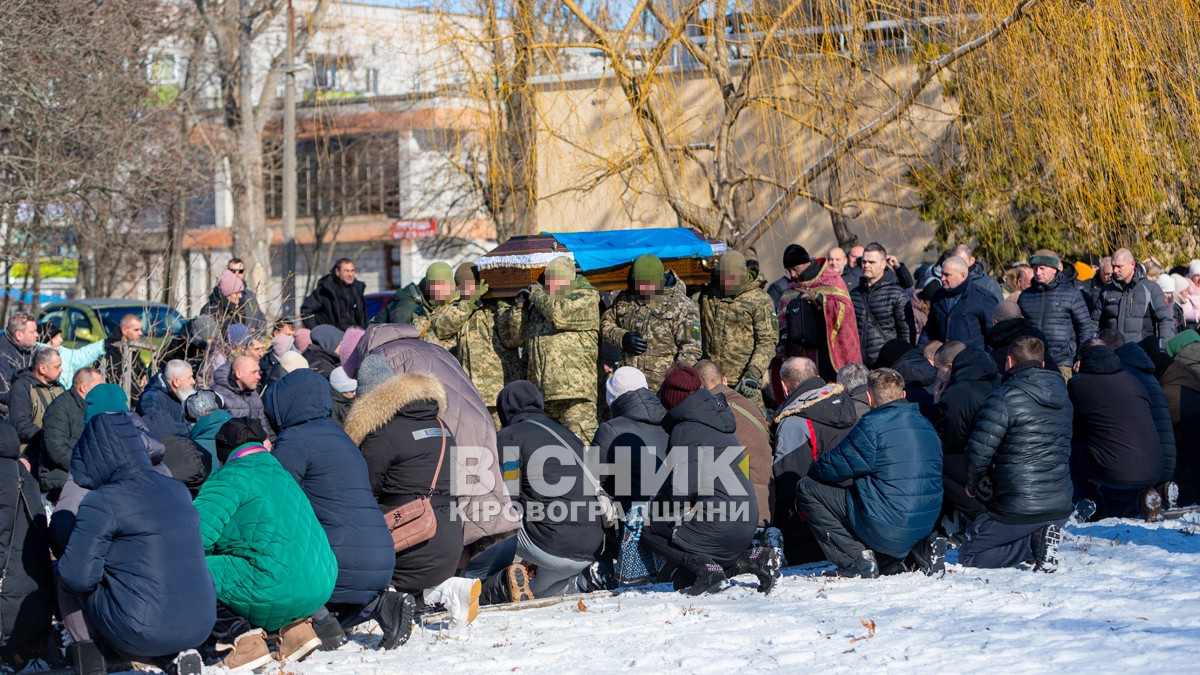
{"left": 0, "top": 421, "right": 54, "bottom": 653}
{"left": 265, "top": 369, "right": 395, "bottom": 606}
{"left": 923, "top": 279, "right": 998, "bottom": 352}
{"left": 138, "top": 413, "right": 212, "bottom": 495}
{"left": 660, "top": 389, "right": 758, "bottom": 563}
{"left": 985, "top": 317, "right": 1057, "bottom": 372}
{"left": 852, "top": 268, "right": 911, "bottom": 367}
{"left": 8, "top": 370, "right": 64, "bottom": 454}
{"left": 346, "top": 372, "right": 463, "bottom": 594}
{"left": 1069, "top": 346, "right": 1164, "bottom": 488}
{"left": 935, "top": 348, "right": 998, "bottom": 455}
{"left": 1018, "top": 272, "right": 1097, "bottom": 367}
{"left": 302, "top": 345, "right": 338, "bottom": 379}
{"left": 37, "top": 390, "right": 85, "bottom": 497}
{"left": 965, "top": 362, "right": 1074, "bottom": 524}
{"left": 0, "top": 333, "right": 32, "bottom": 417}
{"left": 968, "top": 261, "right": 1005, "bottom": 302}
{"left": 1099, "top": 268, "right": 1176, "bottom": 347}
{"left": 890, "top": 348, "right": 938, "bottom": 421}
{"left": 497, "top": 381, "right": 604, "bottom": 561}
{"left": 1115, "top": 342, "right": 1176, "bottom": 482}
{"left": 592, "top": 388, "right": 669, "bottom": 509}
{"left": 301, "top": 272, "right": 366, "bottom": 331}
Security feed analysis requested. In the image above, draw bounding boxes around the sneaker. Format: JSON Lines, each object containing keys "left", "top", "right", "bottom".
{"left": 167, "top": 649, "right": 203, "bottom": 675}
{"left": 373, "top": 591, "right": 418, "bottom": 650}
{"left": 678, "top": 555, "right": 728, "bottom": 596}
{"left": 219, "top": 629, "right": 273, "bottom": 673}
{"left": 277, "top": 617, "right": 321, "bottom": 663}
{"left": 67, "top": 640, "right": 106, "bottom": 675}
{"left": 425, "top": 577, "right": 482, "bottom": 628}
{"left": 1069, "top": 499, "right": 1097, "bottom": 525}
{"left": 311, "top": 610, "right": 347, "bottom": 651}
{"left": 730, "top": 545, "right": 782, "bottom": 594}
{"left": 1031, "top": 524, "right": 1062, "bottom": 573}
{"left": 1162, "top": 481, "right": 1180, "bottom": 511}
{"left": 906, "top": 533, "right": 948, "bottom": 576}
{"left": 834, "top": 550, "right": 880, "bottom": 579}
{"left": 1140, "top": 487, "right": 1165, "bottom": 522}
{"left": 505, "top": 564, "right": 535, "bottom": 603}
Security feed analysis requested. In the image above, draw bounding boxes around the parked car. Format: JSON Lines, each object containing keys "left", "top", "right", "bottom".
{"left": 38, "top": 299, "right": 185, "bottom": 351}
{"left": 365, "top": 291, "right": 394, "bottom": 322}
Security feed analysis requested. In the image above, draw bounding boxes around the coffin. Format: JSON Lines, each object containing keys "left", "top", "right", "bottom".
{"left": 476, "top": 228, "right": 727, "bottom": 297}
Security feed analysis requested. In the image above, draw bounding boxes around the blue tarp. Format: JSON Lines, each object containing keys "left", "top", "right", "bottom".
{"left": 4, "top": 288, "right": 66, "bottom": 305}
{"left": 548, "top": 228, "right": 714, "bottom": 272}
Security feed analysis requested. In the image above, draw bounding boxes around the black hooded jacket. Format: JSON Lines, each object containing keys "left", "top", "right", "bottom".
{"left": 301, "top": 269, "right": 367, "bottom": 331}
{"left": 0, "top": 420, "right": 54, "bottom": 651}
{"left": 660, "top": 389, "right": 758, "bottom": 562}
{"left": 592, "top": 388, "right": 669, "bottom": 509}
{"left": 985, "top": 317, "right": 1057, "bottom": 372}
{"left": 497, "top": 381, "right": 604, "bottom": 561}
{"left": 889, "top": 348, "right": 938, "bottom": 421}
{"left": 935, "top": 348, "right": 999, "bottom": 455}
{"left": 1069, "top": 345, "right": 1165, "bottom": 488}
{"left": 965, "top": 362, "right": 1074, "bottom": 524}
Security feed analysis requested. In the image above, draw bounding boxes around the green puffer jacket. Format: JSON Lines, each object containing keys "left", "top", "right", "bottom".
{"left": 192, "top": 447, "right": 337, "bottom": 631}
{"left": 514, "top": 276, "right": 600, "bottom": 402}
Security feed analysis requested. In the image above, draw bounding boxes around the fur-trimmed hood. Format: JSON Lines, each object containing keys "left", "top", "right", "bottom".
{"left": 345, "top": 372, "right": 447, "bottom": 445}
{"left": 774, "top": 382, "right": 844, "bottom": 424}
{"left": 774, "top": 381, "right": 857, "bottom": 431}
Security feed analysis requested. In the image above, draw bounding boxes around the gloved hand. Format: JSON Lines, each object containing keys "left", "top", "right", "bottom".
{"left": 528, "top": 282, "right": 544, "bottom": 294}
{"left": 470, "top": 281, "right": 490, "bottom": 303}
{"left": 514, "top": 288, "right": 531, "bottom": 307}
{"left": 622, "top": 331, "right": 649, "bottom": 355}
{"left": 736, "top": 377, "right": 761, "bottom": 398}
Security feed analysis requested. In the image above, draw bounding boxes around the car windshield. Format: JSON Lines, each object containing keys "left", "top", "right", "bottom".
{"left": 96, "top": 305, "right": 185, "bottom": 339}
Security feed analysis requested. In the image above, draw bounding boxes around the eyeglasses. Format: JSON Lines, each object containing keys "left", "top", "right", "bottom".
{"left": 230, "top": 268, "right": 245, "bottom": 274}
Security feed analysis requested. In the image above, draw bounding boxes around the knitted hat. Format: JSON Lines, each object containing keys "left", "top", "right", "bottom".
{"left": 606, "top": 366, "right": 648, "bottom": 406}
{"left": 1029, "top": 253, "right": 1061, "bottom": 269}
{"left": 84, "top": 384, "right": 129, "bottom": 423}
{"left": 782, "top": 244, "right": 811, "bottom": 269}
{"left": 1189, "top": 260, "right": 1200, "bottom": 278}
{"left": 1074, "top": 261, "right": 1095, "bottom": 281}
{"left": 339, "top": 327, "right": 365, "bottom": 362}
{"left": 191, "top": 315, "right": 219, "bottom": 342}
{"left": 218, "top": 269, "right": 245, "bottom": 298}
{"left": 544, "top": 256, "right": 577, "bottom": 283}
{"left": 425, "top": 262, "right": 454, "bottom": 283}
{"left": 226, "top": 323, "right": 253, "bottom": 347}
{"left": 658, "top": 366, "right": 703, "bottom": 411}
{"left": 455, "top": 263, "right": 477, "bottom": 288}
{"left": 278, "top": 351, "right": 309, "bottom": 373}
{"left": 329, "top": 367, "right": 357, "bottom": 394}
{"left": 1166, "top": 330, "right": 1200, "bottom": 358}
{"left": 1157, "top": 274, "right": 1176, "bottom": 294}
{"left": 215, "top": 418, "right": 268, "bottom": 465}
{"left": 356, "top": 354, "right": 395, "bottom": 396}
{"left": 874, "top": 339, "right": 914, "bottom": 369}
{"left": 631, "top": 254, "right": 664, "bottom": 283}
{"left": 294, "top": 328, "right": 313, "bottom": 352}
{"left": 1172, "top": 273, "right": 1190, "bottom": 299}
{"left": 184, "top": 389, "right": 225, "bottom": 423}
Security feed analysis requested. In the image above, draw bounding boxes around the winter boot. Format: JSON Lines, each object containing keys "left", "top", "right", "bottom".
{"left": 1031, "top": 524, "right": 1063, "bottom": 573}
{"left": 482, "top": 564, "right": 534, "bottom": 605}
{"left": 277, "top": 617, "right": 321, "bottom": 663}
{"left": 166, "top": 649, "right": 203, "bottom": 675}
{"left": 676, "top": 555, "right": 728, "bottom": 596}
{"left": 67, "top": 640, "right": 106, "bottom": 675}
{"left": 831, "top": 550, "right": 880, "bottom": 579}
{"left": 578, "top": 559, "right": 620, "bottom": 593}
{"left": 906, "top": 533, "right": 948, "bottom": 576}
{"left": 1161, "top": 481, "right": 1180, "bottom": 511}
{"left": 425, "top": 577, "right": 482, "bottom": 628}
{"left": 1069, "top": 499, "right": 1097, "bottom": 525}
{"left": 310, "top": 608, "right": 346, "bottom": 651}
{"left": 372, "top": 591, "right": 417, "bottom": 650}
{"left": 218, "top": 629, "right": 273, "bottom": 673}
{"left": 729, "top": 545, "right": 782, "bottom": 594}
{"left": 1140, "top": 487, "right": 1165, "bottom": 522}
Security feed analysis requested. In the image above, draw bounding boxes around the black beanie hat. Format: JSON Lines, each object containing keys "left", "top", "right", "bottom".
{"left": 215, "top": 418, "right": 268, "bottom": 464}
{"left": 783, "top": 244, "right": 811, "bottom": 268}
{"left": 874, "top": 339, "right": 914, "bottom": 369}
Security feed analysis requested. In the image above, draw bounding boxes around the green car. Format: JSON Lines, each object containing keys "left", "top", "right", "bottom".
{"left": 38, "top": 299, "right": 186, "bottom": 354}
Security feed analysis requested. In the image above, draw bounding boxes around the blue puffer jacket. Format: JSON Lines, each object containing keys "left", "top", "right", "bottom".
{"left": 922, "top": 279, "right": 998, "bottom": 352}
{"left": 57, "top": 414, "right": 215, "bottom": 658}
{"left": 809, "top": 399, "right": 942, "bottom": 558}
{"left": 264, "top": 369, "right": 393, "bottom": 606}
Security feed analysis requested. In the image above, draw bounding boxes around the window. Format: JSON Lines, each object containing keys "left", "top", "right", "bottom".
{"left": 65, "top": 308, "right": 93, "bottom": 342}
{"left": 313, "top": 54, "right": 354, "bottom": 91}
{"left": 365, "top": 68, "right": 380, "bottom": 95}
{"left": 264, "top": 132, "right": 401, "bottom": 220}
{"left": 149, "top": 54, "right": 178, "bottom": 84}
{"left": 96, "top": 306, "right": 185, "bottom": 339}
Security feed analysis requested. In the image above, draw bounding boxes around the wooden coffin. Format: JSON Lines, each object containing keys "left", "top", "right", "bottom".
{"left": 476, "top": 231, "right": 724, "bottom": 297}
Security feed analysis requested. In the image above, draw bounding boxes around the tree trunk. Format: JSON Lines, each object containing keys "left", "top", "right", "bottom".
{"left": 505, "top": 0, "right": 538, "bottom": 240}
{"left": 826, "top": 163, "right": 857, "bottom": 248}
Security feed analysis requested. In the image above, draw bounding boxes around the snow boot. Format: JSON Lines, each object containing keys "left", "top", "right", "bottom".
{"left": 166, "top": 649, "right": 203, "bottom": 675}
{"left": 829, "top": 550, "right": 880, "bottom": 579}
{"left": 1031, "top": 524, "right": 1062, "bottom": 573}
{"left": 425, "top": 577, "right": 482, "bottom": 628}
{"left": 1140, "top": 487, "right": 1164, "bottom": 522}
{"left": 67, "top": 640, "right": 106, "bottom": 675}
{"left": 277, "top": 617, "right": 321, "bottom": 663}
{"left": 218, "top": 629, "right": 273, "bottom": 673}
{"left": 730, "top": 544, "right": 782, "bottom": 594}
{"left": 1161, "top": 481, "right": 1180, "bottom": 511}
{"left": 481, "top": 564, "right": 535, "bottom": 605}
{"left": 676, "top": 555, "right": 728, "bottom": 596}
{"left": 906, "top": 532, "right": 948, "bottom": 576}
{"left": 372, "top": 591, "right": 418, "bottom": 650}
{"left": 311, "top": 608, "right": 347, "bottom": 651}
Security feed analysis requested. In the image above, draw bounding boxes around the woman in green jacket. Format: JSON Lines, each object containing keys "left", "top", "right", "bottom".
{"left": 192, "top": 418, "right": 337, "bottom": 671}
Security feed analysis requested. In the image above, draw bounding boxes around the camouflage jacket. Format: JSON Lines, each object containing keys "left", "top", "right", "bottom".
{"left": 413, "top": 301, "right": 459, "bottom": 355}
{"left": 699, "top": 274, "right": 778, "bottom": 383}
{"left": 510, "top": 277, "right": 600, "bottom": 402}
{"left": 430, "top": 298, "right": 525, "bottom": 407}
{"left": 601, "top": 275, "right": 702, "bottom": 391}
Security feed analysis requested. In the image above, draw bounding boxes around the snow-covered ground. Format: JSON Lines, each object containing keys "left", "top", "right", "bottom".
{"left": 171, "top": 516, "right": 1200, "bottom": 673}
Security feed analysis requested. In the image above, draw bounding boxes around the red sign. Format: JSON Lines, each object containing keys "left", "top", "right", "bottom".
{"left": 389, "top": 219, "right": 437, "bottom": 240}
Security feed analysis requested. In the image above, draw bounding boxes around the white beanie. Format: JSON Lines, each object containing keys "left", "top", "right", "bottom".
{"left": 1156, "top": 274, "right": 1175, "bottom": 294}
{"left": 329, "top": 367, "right": 357, "bottom": 394}
{"left": 606, "top": 366, "right": 649, "bottom": 407}
{"left": 1189, "top": 260, "right": 1200, "bottom": 278}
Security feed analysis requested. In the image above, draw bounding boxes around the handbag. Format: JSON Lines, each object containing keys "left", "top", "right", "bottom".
{"left": 383, "top": 418, "right": 447, "bottom": 552}
{"left": 617, "top": 504, "right": 665, "bottom": 584}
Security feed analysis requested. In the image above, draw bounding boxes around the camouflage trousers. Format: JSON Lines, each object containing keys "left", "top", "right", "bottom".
{"left": 544, "top": 398, "right": 598, "bottom": 444}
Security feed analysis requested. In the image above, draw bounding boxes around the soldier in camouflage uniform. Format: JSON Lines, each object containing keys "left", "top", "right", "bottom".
{"left": 601, "top": 254, "right": 702, "bottom": 392}
{"left": 699, "top": 250, "right": 778, "bottom": 411}
{"left": 508, "top": 256, "right": 600, "bottom": 441}
{"left": 412, "top": 261, "right": 460, "bottom": 355}
{"left": 430, "top": 263, "right": 525, "bottom": 428}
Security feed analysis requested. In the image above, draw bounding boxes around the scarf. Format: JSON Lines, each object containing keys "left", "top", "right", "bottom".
{"left": 790, "top": 260, "right": 861, "bottom": 371}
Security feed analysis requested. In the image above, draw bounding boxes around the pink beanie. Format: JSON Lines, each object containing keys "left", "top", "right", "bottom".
{"left": 218, "top": 269, "right": 245, "bottom": 298}
{"left": 339, "top": 327, "right": 365, "bottom": 364}
{"left": 294, "top": 328, "right": 313, "bottom": 352}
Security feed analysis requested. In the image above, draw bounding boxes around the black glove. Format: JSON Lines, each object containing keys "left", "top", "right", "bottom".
{"left": 514, "top": 288, "right": 531, "bottom": 307}
{"left": 622, "top": 331, "right": 649, "bottom": 355}
{"left": 735, "top": 377, "right": 760, "bottom": 398}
